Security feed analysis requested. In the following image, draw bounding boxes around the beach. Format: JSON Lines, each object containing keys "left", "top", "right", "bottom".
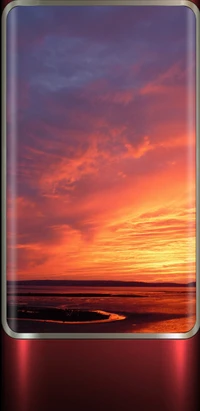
{"left": 7, "top": 285, "right": 196, "bottom": 334}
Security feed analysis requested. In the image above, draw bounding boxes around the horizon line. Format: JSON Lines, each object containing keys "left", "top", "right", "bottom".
{"left": 7, "top": 279, "right": 196, "bottom": 285}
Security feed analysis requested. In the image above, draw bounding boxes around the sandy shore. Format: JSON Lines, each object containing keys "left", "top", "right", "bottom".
{"left": 7, "top": 308, "right": 194, "bottom": 334}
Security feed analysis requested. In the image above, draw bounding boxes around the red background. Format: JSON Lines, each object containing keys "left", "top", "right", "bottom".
{"left": 1, "top": 333, "right": 200, "bottom": 411}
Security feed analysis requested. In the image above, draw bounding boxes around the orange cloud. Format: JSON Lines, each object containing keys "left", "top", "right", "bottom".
{"left": 7, "top": 146, "right": 195, "bottom": 283}
{"left": 125, "top": 136, "right": 153, "bottom": 158}
{"left": 7, "top": 46, "right": 196, "bottom": 284}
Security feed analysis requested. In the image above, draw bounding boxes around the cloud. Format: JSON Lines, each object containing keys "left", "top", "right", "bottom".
{"left": 6, "top": 6, "right": 196, "bottom": 282}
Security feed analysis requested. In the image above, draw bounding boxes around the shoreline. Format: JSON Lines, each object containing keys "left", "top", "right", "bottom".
{"left": 7, "top": 307, "right": 195, "bottom": 334}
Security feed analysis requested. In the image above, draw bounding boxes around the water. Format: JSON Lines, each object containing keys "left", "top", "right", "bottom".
{"left": 7, "top": 285, "right": 196, "bottom": 333}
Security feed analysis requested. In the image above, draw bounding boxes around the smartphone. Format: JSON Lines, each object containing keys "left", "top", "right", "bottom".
{"left": 1, "top": 1, "right": 199, "bottom": 410}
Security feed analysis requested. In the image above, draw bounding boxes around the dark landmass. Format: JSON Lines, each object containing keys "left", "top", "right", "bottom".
{"left": 7, "top": 305, "right": 110, "bottom": 322}
{"left": 7, "top": 292, "right": 147, "bottom": 298}
{"left": 7, "top": 279, "right": 196, "bottom": 288}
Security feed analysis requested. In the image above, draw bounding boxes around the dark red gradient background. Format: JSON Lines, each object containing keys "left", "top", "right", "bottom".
{"left": 1, "top": 333, "right": 200, "bottom": 411}
{"left": 1, "top": 1, "right": 199, "bottom": 411}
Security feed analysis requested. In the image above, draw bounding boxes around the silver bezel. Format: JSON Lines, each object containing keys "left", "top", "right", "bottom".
{"left": 2, "top": 0, "right": 200, "bottom": 340}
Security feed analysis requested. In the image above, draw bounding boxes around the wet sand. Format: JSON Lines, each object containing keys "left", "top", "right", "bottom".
{"left": 7, "top": 285, "right": 196, "bottom": 334}
{"left": 7, "top": 306, "right": 195, "bottom": 334}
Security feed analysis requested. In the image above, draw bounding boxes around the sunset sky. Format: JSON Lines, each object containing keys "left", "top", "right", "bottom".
{"left": 7, "top": 6, "right": 196, "bottom": 283}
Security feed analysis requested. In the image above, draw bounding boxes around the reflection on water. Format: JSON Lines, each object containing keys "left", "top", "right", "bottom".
{"left": 7, "top": 286, "right": 196, "bottom": 333}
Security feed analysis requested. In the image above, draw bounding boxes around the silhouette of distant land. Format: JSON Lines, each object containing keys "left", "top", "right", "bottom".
{"left": 7, "top": 279, "right": 196, "bottom": 288}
